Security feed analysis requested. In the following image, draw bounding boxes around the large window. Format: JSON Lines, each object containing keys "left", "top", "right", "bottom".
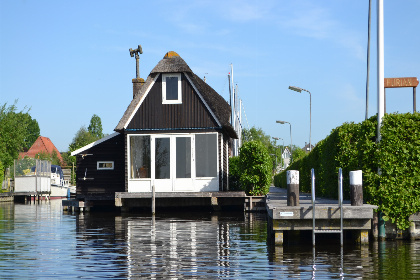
{"left": 162, "top": 73, "right": 182, "bottom": 104}
{"left": 195, "top": 134, "right": 217, "bottom": 177}
{"left": 129, "top": 133, "right": 218, "bottom": 181}
{"left": 130, "top": 135, "right": 151, "bottom": 178}
{"left": 155, "top": 138, "right": 170, "bottom": 179}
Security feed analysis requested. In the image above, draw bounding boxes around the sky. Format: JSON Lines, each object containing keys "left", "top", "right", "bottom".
{"left": 1, "top": 0, "right": 419, "bottom": 152}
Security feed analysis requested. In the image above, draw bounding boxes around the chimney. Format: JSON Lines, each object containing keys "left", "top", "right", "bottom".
{"left": 129, "top": 45, "right": 144, "bottom": 99}
{"left": 132, "top": 78, "right": 144, "bottom": 98}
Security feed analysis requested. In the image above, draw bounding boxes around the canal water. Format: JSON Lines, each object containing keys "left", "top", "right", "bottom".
{"left": 0, "top": 200, "right": 419, "bottom": 279}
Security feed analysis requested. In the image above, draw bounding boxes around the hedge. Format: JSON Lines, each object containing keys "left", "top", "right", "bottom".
{"left": 274, "top": 113, "right": 420, "bottom": 230}
{"left": 229, "top": 141, "right": 272, "bottom": 196}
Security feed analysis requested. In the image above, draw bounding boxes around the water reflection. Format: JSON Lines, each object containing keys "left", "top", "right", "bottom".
{"left": 0, "top": 201, "right": 420, "bottom": 279}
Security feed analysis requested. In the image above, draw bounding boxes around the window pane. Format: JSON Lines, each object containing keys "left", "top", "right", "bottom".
{"left": 166, "top": 76, "right": 178, "bottom": 100}
{"left": 176, "top": 137, "right": 191, "bottom": 178}
{"left": 130, "top": 136, "right": 151, "bottom": 178}
{"left": 195, "top": 134, "right": 217, "bottom": 177}
{"left": 155, "top": 138, "right": 170, "bottom": 179}
{"left": 98, "top": 162, "right": 114, "bottom": 169}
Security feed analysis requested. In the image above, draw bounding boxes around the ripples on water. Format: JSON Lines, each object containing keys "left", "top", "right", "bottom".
{"left": 0, "top": 200, "right": 419, "bottom": 279}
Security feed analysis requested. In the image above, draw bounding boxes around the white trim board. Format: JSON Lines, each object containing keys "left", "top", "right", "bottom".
{"left": 71, "top": 132, "right": 120, "bottom": 156}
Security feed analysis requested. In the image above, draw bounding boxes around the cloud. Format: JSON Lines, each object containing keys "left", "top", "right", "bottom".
{"left": 220, "top": 0, "right": 273, "bottom": 22}
{"left": 277, "top": 2, "right": 365, "bottom": 60}
{"left": 280, "top": 6, "right": 335, "bottom": 39}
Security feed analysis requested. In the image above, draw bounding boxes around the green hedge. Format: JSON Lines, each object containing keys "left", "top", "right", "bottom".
{"left": 229, "top": 141, "right": 272, "bottom": 196}
{"left": 274, "top": 113, "right": 420, "bottom": 230}
{"left": 0, "top": 161, "right": 4, "bottom": 192}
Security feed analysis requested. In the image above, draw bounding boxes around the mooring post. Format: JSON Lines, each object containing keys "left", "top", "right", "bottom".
{"left": 275, "top": 231, "right": 284, "bottom": 245}
{"left": 151, "top": 184, "right": 156, "bottom": 215}
{"left": 349, "top": 170, "right": 363, "bottom": 206}
{"left": 286, "top": 170, "right": 299, "bottom": 206}
{"left": 378, "top": 211, "right": 386, "bottom": 240}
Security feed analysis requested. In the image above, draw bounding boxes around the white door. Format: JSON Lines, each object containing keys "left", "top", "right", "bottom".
{"left": 173, "top": 136, "right": 194, "bottom": 191}
{"left": 154, "top": 136, "right": 172, "bottom": 192}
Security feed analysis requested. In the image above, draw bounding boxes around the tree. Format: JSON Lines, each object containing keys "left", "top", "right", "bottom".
{"left": 292, "top": 146, "right": 306, "bottom": 162}
{"left": 238, "top": 141, "right": 272, "bottom": 196}
{"left": 21, "top": 113, "right": 40, "bottom": 150}
{"left": 0, "top": 102, "right": 31, "bottom": 169}
{"left": 69, "top": 126, "right": 98, "bottom": 153}
{"left": 243, "top": 127, "right": 283, "bottom": 173}
{"left": 35, "top": 150, "right": 62, "bottom": 166}
{"left": 243, "top": 127, "right": 271, "bottom": 147}
{"left": 88, "top": 114, "right": 104, "bottom": 139}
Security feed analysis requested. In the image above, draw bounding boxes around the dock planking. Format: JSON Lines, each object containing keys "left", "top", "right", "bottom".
{"left": 266, "top": 187, "right": 378, "bottom": 245}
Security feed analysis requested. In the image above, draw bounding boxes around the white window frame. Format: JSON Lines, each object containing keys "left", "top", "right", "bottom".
{"left": 97, "top": 161, "right": 114, "bottom": 170}
{"left": 162, "top": 73, "right": 182, "bottom": 104}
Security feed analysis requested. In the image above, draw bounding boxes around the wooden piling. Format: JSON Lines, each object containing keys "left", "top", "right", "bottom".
{"left": 287, "top": 170, "right": 299, "bottom": 206}
{"left": 151, "top": 184, "right": 156, "bottom": 215}
{"left": 350, "top": 170, "right": 363, "bottom": 206}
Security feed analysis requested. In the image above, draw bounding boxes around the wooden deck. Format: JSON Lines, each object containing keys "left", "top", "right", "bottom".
{"left": 115, "top": 191, "right": 247, "bottom": 211}
{"left": 0, "top": 192, "right": 14, "bottom": 202}
{"left": 266, "top": 187, "right": 378, "bottom": 245}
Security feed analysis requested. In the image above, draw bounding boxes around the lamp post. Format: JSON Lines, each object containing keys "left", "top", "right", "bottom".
{"left": 272, "top": 136, "right": 284, "bottom": 169}
{"left": 289, "top": 86, "right": 311, "bottom": 152}
{"left": 276, "top": 120, "right": 292, "bottom": 163}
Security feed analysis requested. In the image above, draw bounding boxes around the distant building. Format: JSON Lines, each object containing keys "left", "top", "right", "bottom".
{"left": 19, "top": 136, "right": 63, "bottom": 164}
{"left": 282, "top": 147, "right": 292, "bottom": 169}
{"left": 302, "top": 142, "right": 315, "bottom": 153}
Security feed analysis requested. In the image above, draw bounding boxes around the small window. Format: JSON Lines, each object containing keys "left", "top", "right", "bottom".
{"left": 97, "top": 161, "right": 114, "bottom": 170}
{"left": 162, "top": 73, "right": 182, "bottom": 104}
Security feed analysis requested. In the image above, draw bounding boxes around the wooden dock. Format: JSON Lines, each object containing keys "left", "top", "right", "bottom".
{"left": 0, "top": 192, "right": 14, "bottom": 202}
{"left": 266, "top": 187, "right": 378, "bottom": 245}
{"left": 115, "top": 191, "right": 247, "bottom": 212}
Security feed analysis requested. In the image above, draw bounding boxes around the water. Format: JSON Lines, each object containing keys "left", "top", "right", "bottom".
{"left": 0, "top": 200, "right": 419, "bottom": 279}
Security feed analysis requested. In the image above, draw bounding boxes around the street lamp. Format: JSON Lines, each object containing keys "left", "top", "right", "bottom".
{"left": 276, "top": 120, "right": 293, "bottom": 163}
{"left": 289, "top": 86, "right": 311, "bottom": 152}
{"left": 272, "top": 136, "right": 284, "bottom": 169}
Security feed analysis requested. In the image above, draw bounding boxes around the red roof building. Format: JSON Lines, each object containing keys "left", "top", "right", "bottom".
{"left": 19, "top": 136, "right": 63, "bottom": 164}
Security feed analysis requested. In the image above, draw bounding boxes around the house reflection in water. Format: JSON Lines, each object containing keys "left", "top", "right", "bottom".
{"left": 124, "top": 215, "right": 235, "bottom": 278}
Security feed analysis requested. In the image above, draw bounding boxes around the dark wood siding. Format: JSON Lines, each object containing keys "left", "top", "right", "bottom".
{"left": 127, "top": 74, "right": 219, "bottom": 130}
{"left": 76, "top": 133, "right": 125, "bottom": 196}
{"left": 222, "top": 134, "right": 229, "bottom": 191}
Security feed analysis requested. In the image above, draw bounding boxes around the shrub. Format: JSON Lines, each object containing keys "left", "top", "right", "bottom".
{"left": 228, "top": 156, "right": 241, "bottom": 191}
{"left": 238, "top": 141, "right": 272, "bottom": 196}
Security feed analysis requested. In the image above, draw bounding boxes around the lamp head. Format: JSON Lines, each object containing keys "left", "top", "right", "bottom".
{"left": 289, "top": 86, "right": 302, "bottom": 93}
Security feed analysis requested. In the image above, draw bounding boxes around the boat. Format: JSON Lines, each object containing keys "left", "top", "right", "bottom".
{"left": 50, "top": 165, "right": 72, "bottom": 198}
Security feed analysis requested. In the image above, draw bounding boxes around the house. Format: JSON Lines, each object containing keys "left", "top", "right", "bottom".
{"left": 19, "top": 136, "right": 63, "bottom": 164}
{"left": 302, "top": 142, "right": 314, "bottom": 153}
{"left": 281, "top": 147, "right": 292, "bottom": 169}
{"left": 71, "top": 51, "right": 237, "bottom": 202}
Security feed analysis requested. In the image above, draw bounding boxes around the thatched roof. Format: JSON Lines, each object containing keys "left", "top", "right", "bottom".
{"left": 115, "top": 51, "right": 237, "bottom": 138}
{"left": 150, "top": 51, "right": 192, "bottom": 74}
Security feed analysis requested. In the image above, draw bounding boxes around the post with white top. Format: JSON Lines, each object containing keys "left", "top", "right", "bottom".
{"left": 350, "top": 170, "right": 369, "bottom": 244}
{"left": 350, "top": 170, "right": 363, "bottom": 206}
{"left": 286, "top": 170, "right": 299, "bottom": 206}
